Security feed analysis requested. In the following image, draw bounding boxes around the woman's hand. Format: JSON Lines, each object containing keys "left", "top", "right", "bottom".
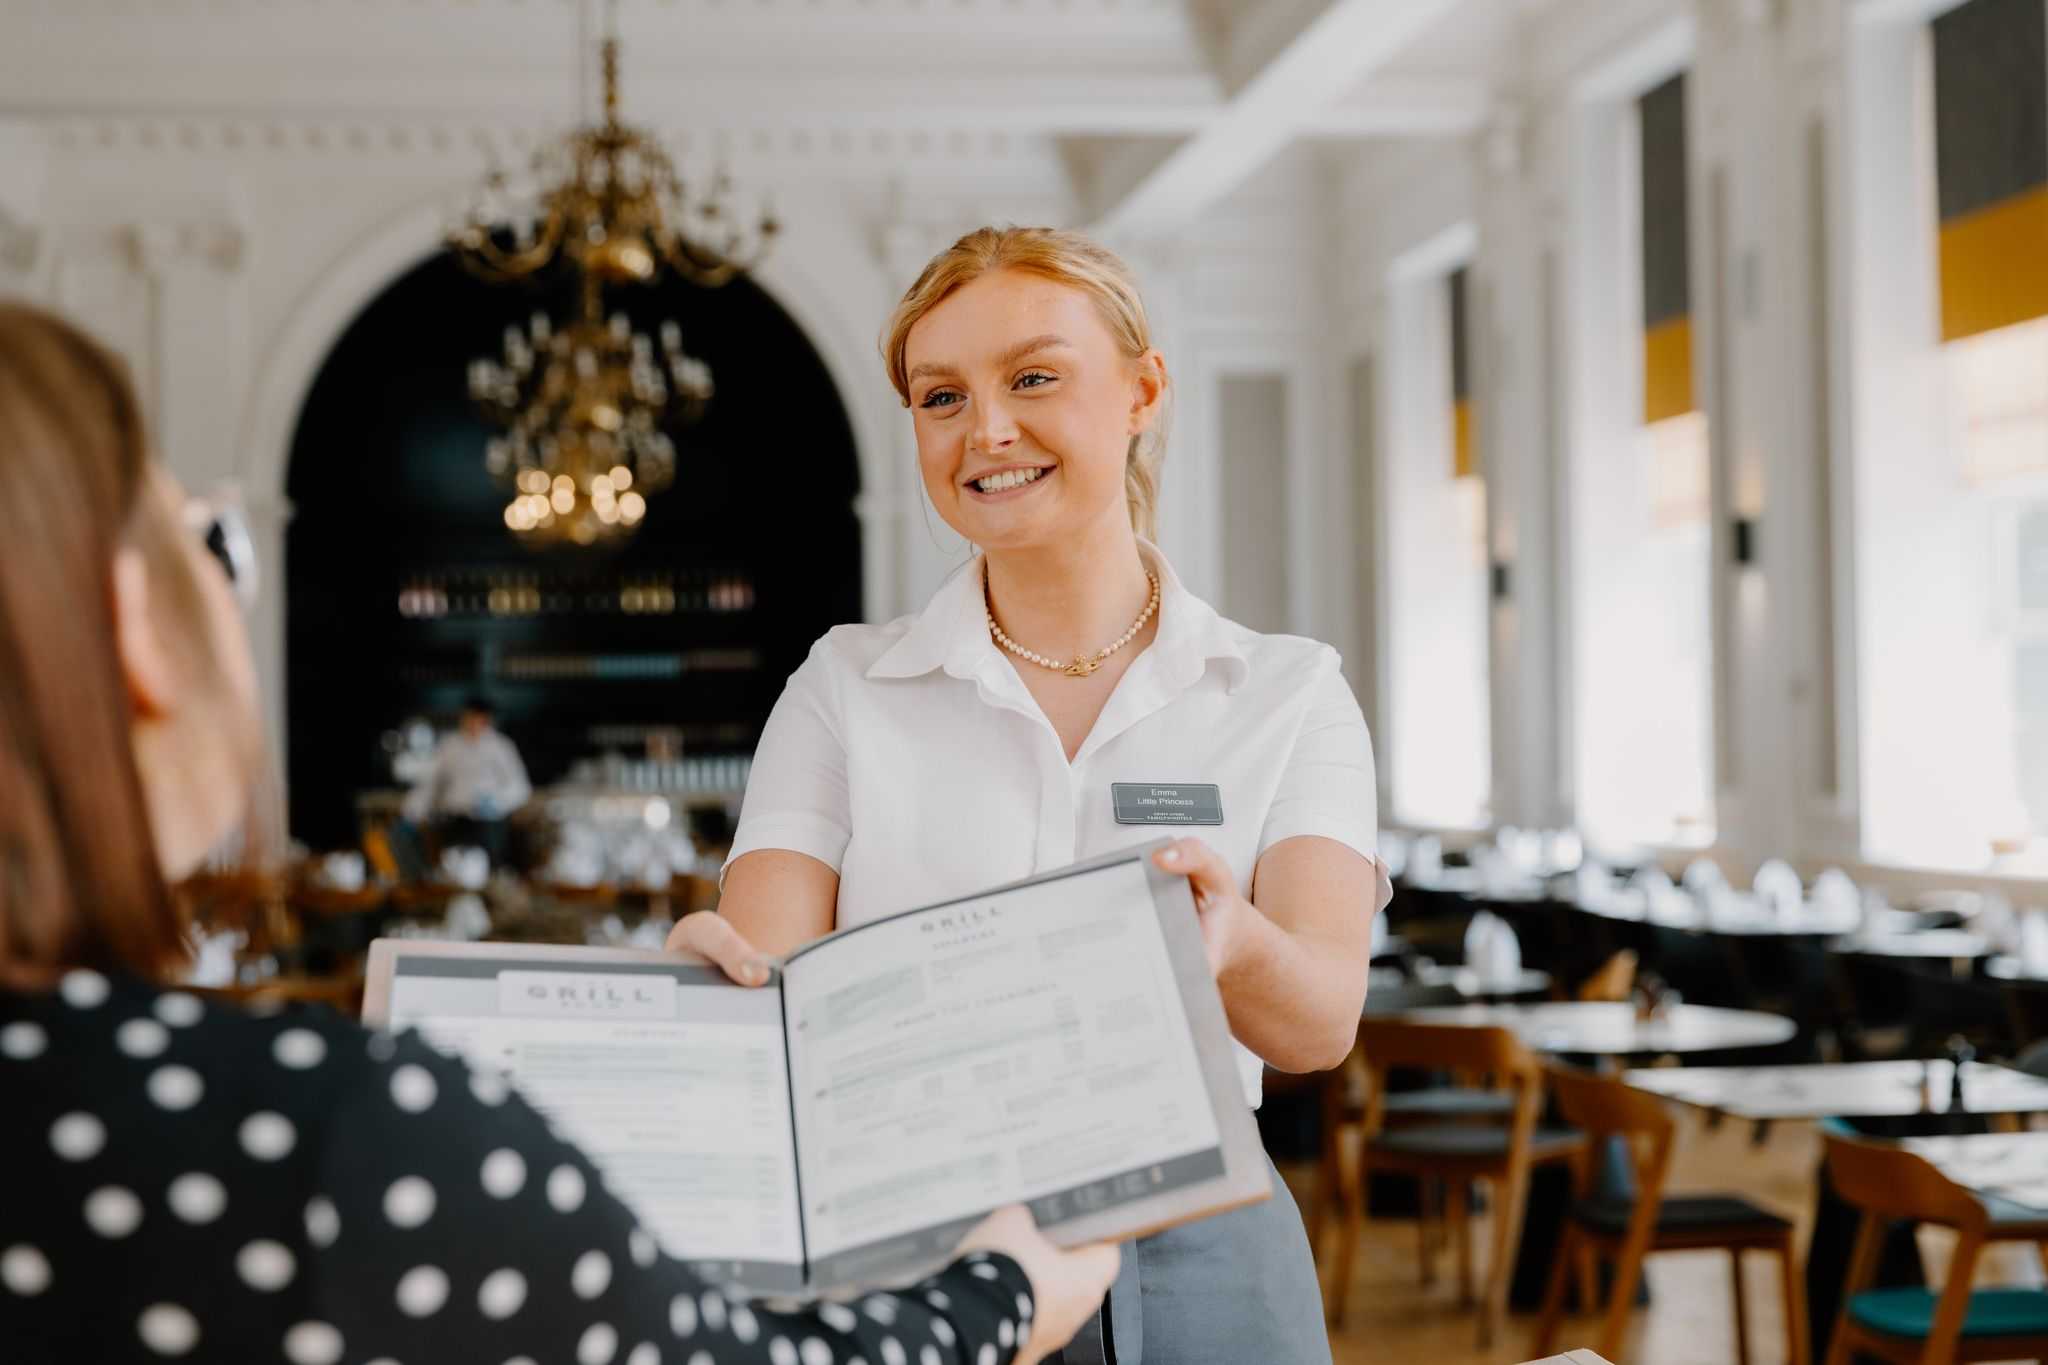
{"left": 663, "top": 910, "right": 776, "bottom": 987}
{"left": 1152, "top": 838, "right": 1258, "bottom": 979}
{"left": 953, "top": 1205, "right": 1120, "bottom": 1365}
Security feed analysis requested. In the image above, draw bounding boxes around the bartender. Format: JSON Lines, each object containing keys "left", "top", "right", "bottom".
{"left": 671, "top": 227, "right": 1391, "bottom": 1365}
{"left": 400, "top": 695, "right": 531, "bottom": 867}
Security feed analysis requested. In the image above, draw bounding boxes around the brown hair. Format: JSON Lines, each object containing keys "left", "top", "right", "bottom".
{"left": 0, "top": 304, "right": 232, "bottom": 978}
{"left": 882, "top": 226, "right": 1167, "bottom": 541}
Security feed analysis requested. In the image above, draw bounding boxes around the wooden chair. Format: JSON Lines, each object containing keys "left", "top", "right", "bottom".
{"left": 1319, "top": 1018, "right": 1586, "bottom": 1346}
{"left": 1822, "top": 1129, "right": 2048, "bottom": 1364}
{"left": 1577, "top": 950, "right": 1640, "bottom": 1003}
{"left": 197, "top": 965, "right": 366, "bottom": 1018}
{"left": 1532, "top": 1065, "right": 1808, "bottom": 1365}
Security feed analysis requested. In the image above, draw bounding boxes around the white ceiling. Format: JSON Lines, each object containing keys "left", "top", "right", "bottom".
{"left": 0, "top": 0, "right": 1551, "bottom": 236}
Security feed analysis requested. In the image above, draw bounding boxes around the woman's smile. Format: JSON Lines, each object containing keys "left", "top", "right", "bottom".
{"left": 963, "top": 462, "right": 1056, "bottom": 502}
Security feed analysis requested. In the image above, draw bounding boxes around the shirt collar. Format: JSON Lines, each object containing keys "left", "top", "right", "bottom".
{"left": 865, "top": 537, "right": 1250, "bottom": 693}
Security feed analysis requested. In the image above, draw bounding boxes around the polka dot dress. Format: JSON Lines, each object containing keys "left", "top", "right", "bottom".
{"left": 1, "top": 971, "right": 1034, "bottom": 1365}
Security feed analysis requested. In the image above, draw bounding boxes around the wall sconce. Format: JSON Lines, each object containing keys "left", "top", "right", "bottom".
{"left": 1490, "top": 560, "right": 1512, "bottom": 601}
{"left": 1733, "top": 516, "right": 1758, "bottom": 567}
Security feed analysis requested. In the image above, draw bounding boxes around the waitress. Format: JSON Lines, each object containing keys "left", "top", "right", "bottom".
{"left": 672, "top": 226, "right": 1390, "bottom": 1364}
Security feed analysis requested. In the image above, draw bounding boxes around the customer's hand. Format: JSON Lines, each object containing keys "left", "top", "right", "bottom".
{"left": 664, "top": 910, "right": 776, "bottom": 987}
{"left": 953, "top": 1205, "right": 1120, "bottom": 1365}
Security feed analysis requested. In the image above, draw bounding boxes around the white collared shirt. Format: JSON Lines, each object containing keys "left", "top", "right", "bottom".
{"left": 726, "top": 540, "right": 1390, "bottom": 1106}
{"left": 401, "top": 730, "right": 532, "bottom": 823}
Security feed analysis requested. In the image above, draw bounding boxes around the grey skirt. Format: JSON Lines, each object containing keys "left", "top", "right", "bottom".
{"left": 1050, "top": 1153, "right": 1330, "bottom": 1365}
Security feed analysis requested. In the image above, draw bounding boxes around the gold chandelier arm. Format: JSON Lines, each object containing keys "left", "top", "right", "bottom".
{"left": 449, "top": 205, "right": 568, "bottom": 282}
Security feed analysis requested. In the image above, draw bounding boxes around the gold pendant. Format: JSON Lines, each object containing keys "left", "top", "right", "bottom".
{"left": 1065, "top": 656, "right": 1098, "bottom": 678}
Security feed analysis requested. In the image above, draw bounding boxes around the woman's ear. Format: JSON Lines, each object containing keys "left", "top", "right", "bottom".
{"left": 112, "top": 548, "right": 179, "bottom": 720}
{"left": 1128, "top": 349, "right": 1169, "bottom": 435}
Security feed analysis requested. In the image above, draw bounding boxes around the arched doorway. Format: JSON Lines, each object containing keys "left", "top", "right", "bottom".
{"left": 283, "top": 251, "right": 860, "bottom": 847}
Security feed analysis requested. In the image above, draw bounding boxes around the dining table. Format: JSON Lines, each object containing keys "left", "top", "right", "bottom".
{"left": 1624, "top": 1060, "right": 2048, "bottom": 1121}
{"left": 1403, "top": 1001, "right": 1797, "bottom": 1058}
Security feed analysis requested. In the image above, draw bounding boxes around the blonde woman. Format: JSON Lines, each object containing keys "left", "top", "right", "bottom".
{"left": 673, "top": 227, "right": 1390, "bottom": 1363}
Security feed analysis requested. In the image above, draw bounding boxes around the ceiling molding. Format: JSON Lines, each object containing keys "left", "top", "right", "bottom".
{"left": 1086, "top": 0, "right": 1465, "bottom": 239}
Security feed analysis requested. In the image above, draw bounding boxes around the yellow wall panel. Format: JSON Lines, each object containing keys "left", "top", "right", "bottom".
{"left": 1940, "top": 185, "right": 2048, "bottom": 342}
{"left": 1453, "top": 398, "right": 1474, "bottom": 480}
{"left": 1643, "top": 316, "right": 1696, "bottom": 425}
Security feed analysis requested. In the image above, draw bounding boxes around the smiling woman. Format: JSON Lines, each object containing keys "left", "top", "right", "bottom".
{"left": 671, "top": 226, "right": 1393, "bottom": 1365}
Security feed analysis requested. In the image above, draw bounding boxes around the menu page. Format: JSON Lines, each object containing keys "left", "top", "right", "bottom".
{"left": 384, "top": 957, "right": 806, "bottom": 1292}
{"left": 783, "top": 858, "right": 1226, "bottom": 1286}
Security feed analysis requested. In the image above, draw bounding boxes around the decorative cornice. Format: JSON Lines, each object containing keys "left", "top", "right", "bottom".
{"left": 120, "top": 220, "right": 247, "bottom": 275}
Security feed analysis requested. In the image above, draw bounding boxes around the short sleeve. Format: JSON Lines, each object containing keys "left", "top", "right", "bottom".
{"left": 1257, "top": 648, "right": 1394, "bottom": 912}
{"left": 725, "top": 639, "right": 853, "bottom": 885}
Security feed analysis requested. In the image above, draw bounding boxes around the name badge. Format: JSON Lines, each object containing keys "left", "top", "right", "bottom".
{"left": 1111, "top": 783, "right": 1224, "bottom": 826}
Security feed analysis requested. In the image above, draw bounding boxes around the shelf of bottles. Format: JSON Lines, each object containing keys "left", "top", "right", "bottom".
{"left": 396, "top": 567, "right": 757, "bottom": 620}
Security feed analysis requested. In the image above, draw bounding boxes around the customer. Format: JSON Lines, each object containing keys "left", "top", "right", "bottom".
{"left": 0, "top": 303, "right": 1116, "bottom": 1365}
{"left": 399, "top": 695, "right": 530, "bottom": 867}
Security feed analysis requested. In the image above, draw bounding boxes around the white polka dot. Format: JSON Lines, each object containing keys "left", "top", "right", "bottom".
{"left": 505, "top": 1359, "right": 537, "bottom": 1365}
{"left": 364, "top": 1359, "right": 401, "bottom": 1365}
{"left": 977, "top": 1345, "right": 996, "bottom": 1365}
{"left": 480, "top": 1148, "right": 525, "bottom": 1198}
{"left": 383, "top": 1176, "right": 435, "bottom": 1229}
{"left": 2, "top": 1245, "right": 52, "bottom": 1296}
{"left": 389, "top": 1064, "right": 437, "bottom": 1112}
{"left": 153, "top": 992, "right": 203, "bottom": 1027}
{"left": 60, "top": 970, "right": 109, "bottom": 1009}
{"left": 236, "top": 1240, "right": 295, "bottom": 1292}
{"left": 167, "top": 1173, "right": 226, "bottom": 1224}
{"left": 572, "top": 1249, "right": 612, "bottom": 1300}
{"left": 925, "top": 1289, "right": 950, "bottom": 1312}
{"left": 0, "top": 1020, "right": 46, "bottom": 1059}
{"left": 630, "top": 1228, "right": 658, "bottom": 1267}
{"left": 84, "top": 1186, "right": 143, "bottom": 1238}
{"left": 969, "top": 1261, "right": 1000, "bottom": 1281}
{"left": 929, "top": 1316, "right": 954, "bottom": 1347}
{"left": 479, "top": 1268, "right": 527, "bottom": 1320}
{"left": 50, "top": 1112, "right": 105, "bottom": 1161}
{"left": 879, "top": 1339, "right": 906, "bottom": 1365}
{"left": 548, "top": 1164, "right": 587, "bottom": 1213}
{"left": 395, "top": 1265, "right": 449, "bottom": 1317}
{"left": 304, "top": 1196, "right": 340, "bottom": 1248}
{"left": 863, "top": 1297, "right": 898, "bottom": 1327}
{"left": 626, "top": 1346, "right": 660, "bottom": 1365}
{"left": 819, "top": 1303, "right": 857, "bottom": 1334}
{"left": 273, "top": 1028, "right": 326, "bottom": 1069}
{"left": 670, "top": 1293, "right": 698, "bottom": 1337}
{"left": 116, "top": 1017, "right": 171, "bottom": 1059}
{"left": 283, "top": 1320, "right": 344, "bottom": 1365}
{"left": 699, "top": 1292, "right": 726, "bottom": 1332}
{"left": 687, "top": 1355, "right": 713, "bottom": 1365}
{"left": 1015, "top": 1291, "right": 1031, "bottom": 1322}
{"left": 767, "top": 1339, "right": 797, "bottom": 1365}
{"left": 726, "top": 1303, "right": 758, "bottom": 1343}
{"left": 470, "top": 1069, "right": 510, "bottom": 1106}
{"left": 146, "top": 1065, "right": 203, "bottom": 1111}
{"left": 800, "top": 1340, "right": 833, "bottom": 1365}
{"left": 239, "top": 1111, "right": 297, "bottom": 1161}
{"left": 578, "top": 1323, "right": 618, "bottom": 1365}
{"left": 366, "top": 1032, "right": 398, "bottom": 1062}
{"left": 998, "top": 1320, "right": 1014, "bottom": 1349}
{"left": 920, "top": 1347, "right": 941, "bottom": 1365}
{"left": 137, "top": 1303, "right": 199, "bottom": 1356}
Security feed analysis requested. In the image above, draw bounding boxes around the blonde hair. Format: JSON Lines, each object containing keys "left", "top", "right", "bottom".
{"left": 882, "top": 226, "right": 1166, "bottom": 542}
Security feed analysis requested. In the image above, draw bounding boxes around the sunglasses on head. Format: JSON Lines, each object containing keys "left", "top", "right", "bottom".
{"left": 182, "top": 488, "right": 259, "bottom": 611}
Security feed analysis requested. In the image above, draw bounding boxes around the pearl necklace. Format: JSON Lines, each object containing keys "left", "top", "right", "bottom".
{"left": 986, "top": 572, "right": 1160, "bottom": 678}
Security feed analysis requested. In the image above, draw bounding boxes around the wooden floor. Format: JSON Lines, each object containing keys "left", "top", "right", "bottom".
{"left": 1283, "top": 1113, "right": 2047, "bottom": 1365}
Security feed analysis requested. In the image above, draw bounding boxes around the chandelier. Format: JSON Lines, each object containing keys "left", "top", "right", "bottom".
{"left": 450, "top": 2, "right": 776, "bottom": 544}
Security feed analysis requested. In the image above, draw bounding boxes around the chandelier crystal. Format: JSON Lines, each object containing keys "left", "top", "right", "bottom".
{"left": 469, "top": 294, "right": 713, "bottom": 545}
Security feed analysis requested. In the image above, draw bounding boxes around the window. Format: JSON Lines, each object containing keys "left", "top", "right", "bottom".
{"left": 1382, "top": 247, "right": 1490, "bottom": 828}
{"left": 1850, "top": 0, "right": 2048, "bottom": 869}
{"left": 1567, "top": 69, "right": 1716, "bottom": 851}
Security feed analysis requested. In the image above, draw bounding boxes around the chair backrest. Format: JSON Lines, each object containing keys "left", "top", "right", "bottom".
{"left": 1355, "top": 1018, "right": 1544, "bottom": 1134}
{"left": 1821, "top": 1130, "right": 1988, "bottom": 1233}
{"left": 1577, "top": 950, "right": 1639, "bottom": 1003}
{"left": 1547, "top": 1065, "right": 1678, "bottom": 1203}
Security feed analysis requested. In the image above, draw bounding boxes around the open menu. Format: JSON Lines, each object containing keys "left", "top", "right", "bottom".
{"left": 360, "top": 842, "right": 1271, "bottom": 1297}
